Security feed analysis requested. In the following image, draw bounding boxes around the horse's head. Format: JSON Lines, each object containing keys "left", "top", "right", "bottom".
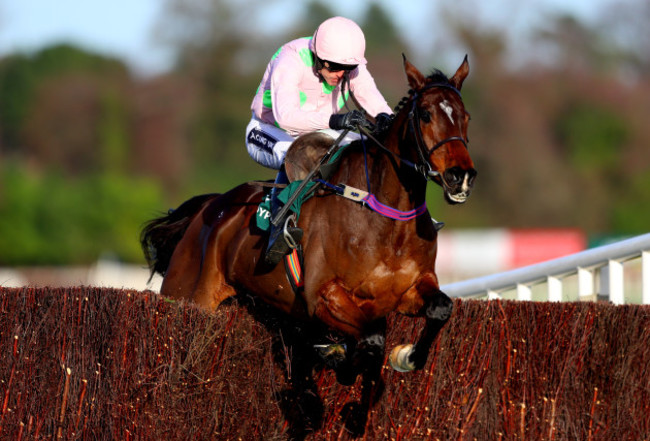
{"left": 399, "top": 56, "right": 477, "bottom": 204}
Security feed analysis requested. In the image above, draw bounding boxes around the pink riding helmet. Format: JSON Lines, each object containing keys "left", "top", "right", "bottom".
{"left": 311, "top": 16, "right": 367, "bottom": 66}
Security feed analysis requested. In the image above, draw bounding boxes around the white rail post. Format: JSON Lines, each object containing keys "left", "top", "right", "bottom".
{"left": 641, "top": 251, "right": 650, "bottom": 305}
{"left": 606, "top": 259, "right": 625, "bottom": 305}
{"left": 517, "top": 283, "right": 532, "bottom": 301}
{"left": 547, "top": 276, "right": 563, "bottom": 302}
{"left": 441, "top": 233, "right": 650, "bottom": 303}
{"left": 577, "top": 267, "right": 594, "bottom": 299}
{"left": 487, "top": 290, "right": 501, "bottom": 300}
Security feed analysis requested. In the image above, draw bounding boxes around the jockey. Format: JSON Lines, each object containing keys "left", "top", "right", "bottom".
{"left": 246, "top": 16, "right": 394, "bottom": 265}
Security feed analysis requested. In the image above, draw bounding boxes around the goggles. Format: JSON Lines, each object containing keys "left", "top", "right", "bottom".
{"left": 317, "top": 57, "right": 358, "bottom": 73}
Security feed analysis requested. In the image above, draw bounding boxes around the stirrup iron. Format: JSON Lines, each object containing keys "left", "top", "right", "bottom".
{"left": 283, "top": 214, "right": 299, "bottom": 249}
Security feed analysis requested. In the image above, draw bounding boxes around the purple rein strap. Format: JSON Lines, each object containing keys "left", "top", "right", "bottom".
{"left": 362, "top": 193, "right": 427, "bottom": 221}
{"left": 315, "top": 179, "right": 427, "bottom": 221}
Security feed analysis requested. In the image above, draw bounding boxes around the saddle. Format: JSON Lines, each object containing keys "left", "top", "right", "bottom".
{"left": 256, "top": 131, "right": 350, "bottom": 231}
{"left": 284, "top": 131, "right": 342, "bottom": 183}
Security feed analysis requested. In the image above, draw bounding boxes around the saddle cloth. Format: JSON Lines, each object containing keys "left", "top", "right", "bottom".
{"left": 255, "top": 180, "right": 319, "bottom": 232}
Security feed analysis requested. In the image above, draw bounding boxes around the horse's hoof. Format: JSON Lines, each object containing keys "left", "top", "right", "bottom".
{"left": 314, "top": 344, "right": 347, "bottom": 368}
{"left": 389, "top": 344, "right": 416, "bottom": 372}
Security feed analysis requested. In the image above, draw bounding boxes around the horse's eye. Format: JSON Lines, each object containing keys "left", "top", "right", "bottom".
{"left": 419, "top": 109, "right": 431, "bottom": 123}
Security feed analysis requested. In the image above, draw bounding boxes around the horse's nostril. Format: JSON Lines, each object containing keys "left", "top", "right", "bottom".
{"left": 443, "top": 167, "right": 477, "bottom": 188}
{"left": 444, "top": 167, "right": 464, "bottom": 185}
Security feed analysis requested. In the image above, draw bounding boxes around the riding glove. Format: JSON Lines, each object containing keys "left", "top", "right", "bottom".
{"left": 373, "top": 112, "right": 394, "bottom": 134}
{"left": 329, "top": 110, "right": 367, "bottom": 131}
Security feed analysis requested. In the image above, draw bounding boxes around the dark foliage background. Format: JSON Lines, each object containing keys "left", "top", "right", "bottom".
{"left": 1, "top": 1, "right": 649, "bottom": 265}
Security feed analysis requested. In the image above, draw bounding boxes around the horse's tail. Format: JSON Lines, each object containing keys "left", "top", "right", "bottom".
{"left": 140, "top": 193, "right": 218, "bottom": 280}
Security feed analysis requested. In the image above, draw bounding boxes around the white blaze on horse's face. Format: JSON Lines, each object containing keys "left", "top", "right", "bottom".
{"left": 439, "top": 100, "right": 454, "bottom": 125}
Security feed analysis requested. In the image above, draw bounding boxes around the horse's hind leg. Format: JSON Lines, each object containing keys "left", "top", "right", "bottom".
{"left": 338, "top": 319, "right": 386, "bottom": 436}
{"left": 311, "top": 283, "right": 387, "bottom": 436}
{"left": 192, "top": 268, "right": 237, "bottom": 310}
{"left": 191, "top": 225, "right": 238, "bottom": 310}
{"left": 332, "top": 318, "right": 386, "bottom": 383}
{"left": 275, "top": 324, "right": 325, "bottom": 438}
{"left": 163, "top": 219, "right": 236, "bottom": 310}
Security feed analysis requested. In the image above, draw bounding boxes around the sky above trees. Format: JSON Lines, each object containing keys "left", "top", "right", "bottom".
{"left": 0, "top": 0, "right": 618, "bottom": 77}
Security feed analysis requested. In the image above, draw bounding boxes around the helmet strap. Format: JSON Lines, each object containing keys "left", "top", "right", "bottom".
{"left": 341, "top": 72, "right": 352, "bottom": 109}
{"left": 313, "top": 51, "right": 324, "bottom": 73}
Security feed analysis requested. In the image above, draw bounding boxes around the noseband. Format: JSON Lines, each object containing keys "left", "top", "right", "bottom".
{"left": 408, "top": 83, "right": 469, "bottom": 179}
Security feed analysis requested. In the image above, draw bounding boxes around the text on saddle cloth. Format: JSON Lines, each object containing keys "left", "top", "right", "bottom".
{"left": 255, "top": 180, "right": 319, "bottom": 231}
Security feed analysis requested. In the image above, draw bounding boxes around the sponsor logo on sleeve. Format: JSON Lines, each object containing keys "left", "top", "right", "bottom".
{"left": 248, "top": 128, "right": 277, "bottom": 153}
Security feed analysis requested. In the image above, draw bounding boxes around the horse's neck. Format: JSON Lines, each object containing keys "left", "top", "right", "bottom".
{"left": 350, "top": 142, "right": 426, "bottom": 211}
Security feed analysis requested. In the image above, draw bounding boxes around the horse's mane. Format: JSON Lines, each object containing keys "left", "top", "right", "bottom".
{"left": 393, "top": 69, "right": 451, "bottom": 114}
{"left": 426, "top": 68, "right": 451, "bottom": 84}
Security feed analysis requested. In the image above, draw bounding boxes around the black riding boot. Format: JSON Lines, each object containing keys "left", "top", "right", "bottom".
{"left": 265, "top": 169, "right": 303, "bottom": 266}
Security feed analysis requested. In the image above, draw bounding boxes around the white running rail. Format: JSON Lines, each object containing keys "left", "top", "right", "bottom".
{"left": 441, "top": 233, "right": 650, "bottom": 305}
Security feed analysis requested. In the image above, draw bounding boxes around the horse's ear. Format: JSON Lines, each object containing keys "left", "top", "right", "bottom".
{"left": 403, "top": 53, "right": 426, "bottom": 91}
{"left": 450, "top": 55, "right": 470, "bottom": 91}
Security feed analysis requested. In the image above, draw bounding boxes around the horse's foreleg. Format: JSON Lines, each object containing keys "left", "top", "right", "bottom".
{"left": 411, "top": 291, "right": 453, "bottom": 369}
{"left": 312, "top": 281, "right": 386, "bottom": 379}
{"left": 390, "top": 289, "right": 453, "bottom": 372}
{"left": 312, "top": 281, "right": 369, "bottom": 339}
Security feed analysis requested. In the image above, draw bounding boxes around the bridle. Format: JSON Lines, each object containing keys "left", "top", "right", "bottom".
{"left": 407, "top": 82, "right": 469, "bottom": 180}
{"left": 350, "top": 80, "right": 469, "bottom": 182}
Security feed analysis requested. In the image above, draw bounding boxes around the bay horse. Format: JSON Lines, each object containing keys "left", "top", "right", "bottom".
{"left": 141, "top": 55, "right": 475, "bottom": 405}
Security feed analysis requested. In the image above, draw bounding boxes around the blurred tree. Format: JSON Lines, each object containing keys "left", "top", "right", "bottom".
{"left": 98, "top": 87, "right": 130, "bottom": 175}
{"left": 0, "top": 45, "right": 132, "bottom": 177}
{"left": 0, "top": 44, "right": 183, "bottom": 264}
{"left": 154, "top": 0, "right": 276, "bottom": 191}
{"left": 0, "top": 164, "right": 165, "bottom": 265}
{"left": 556, "top": 102, "right": 628, "bottom": 174}
{"left": 23, "top": 74, "right": 106, "bottom": 174}
{"left": 0, "top": 45, "right": 128, "bottom": 156}
{"left": 288, "top": 2, "right": 336, "bottom": 39}
{"left": 131, "top": 75, "right": 197, "bottom": 192}
{"left": 0, "top": 54, "right": 35, "bottom": 153}
{"left": 599, "top": 0, "right": 650, "bottom": 77}
{"left": 534, "top": 14, "right": 618, "bottom": 74}
{"left": 359, "top": 3, "right": 410, "bottom": 105}
{"left": 613, "top": 171, "right": 650, "bottom": 233}
{"left": 437, "top": 0, "right": 648, "bottom": 235}
{"left": 363, "top": 3, "right": 406, "bottom": 56}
